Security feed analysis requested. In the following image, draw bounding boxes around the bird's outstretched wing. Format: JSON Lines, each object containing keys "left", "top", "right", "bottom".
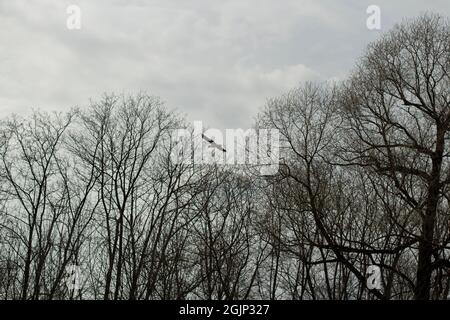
{"left": 211, "top": 142, "right": 226, "bottom": 152}
{"left": 201, "top": 133, "right": 213, "bottom": 143}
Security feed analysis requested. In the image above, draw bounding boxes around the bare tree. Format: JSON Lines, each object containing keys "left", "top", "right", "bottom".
{"left": 339, "top": 14, "right": 450, "bottom": 300}
{"left": 0, "top": 111, "right": 99, "bottom": 299}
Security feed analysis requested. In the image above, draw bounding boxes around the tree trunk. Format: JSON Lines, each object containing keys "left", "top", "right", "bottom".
{"left": 414, "top": 130, "right": 444, "bottom": 300}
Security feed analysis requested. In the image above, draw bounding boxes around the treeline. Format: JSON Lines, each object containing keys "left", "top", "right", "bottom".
{"left": 0, "top": 14, "right": 449, "bottom": 300}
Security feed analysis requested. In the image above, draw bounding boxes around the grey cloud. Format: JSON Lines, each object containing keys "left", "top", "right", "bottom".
{"left": 0, "top": 0, "right": 449, "bottom": 128}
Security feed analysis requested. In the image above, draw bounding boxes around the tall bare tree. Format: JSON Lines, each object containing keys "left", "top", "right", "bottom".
{"left": 339, "top": 14, "right": 450, "bottom": 300}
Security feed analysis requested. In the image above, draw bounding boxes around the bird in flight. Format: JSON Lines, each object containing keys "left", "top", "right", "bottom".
{"left": 201, "top": 133, "right": 226, "bottom": 152}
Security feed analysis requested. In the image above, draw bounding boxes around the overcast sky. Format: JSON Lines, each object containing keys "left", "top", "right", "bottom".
{"left": 0, "top": 0, "right": 449, "bottom": 129}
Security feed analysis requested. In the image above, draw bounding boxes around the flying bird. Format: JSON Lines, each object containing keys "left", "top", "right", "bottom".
{"left": 201, "top": 133, "right": 226, "bottom": 152}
